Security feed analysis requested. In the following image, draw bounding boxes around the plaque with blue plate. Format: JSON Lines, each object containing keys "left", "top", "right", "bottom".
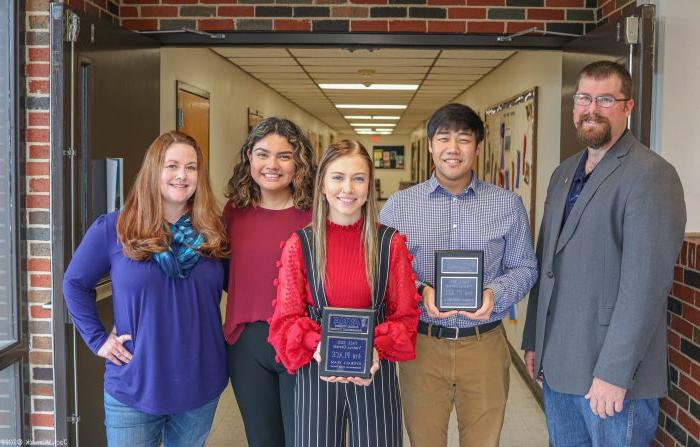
{"left": 320, "top": 307, "right": 375, "bottom": 379}
{"left": 434, "top": 250, "right": 484, "bottom": 312}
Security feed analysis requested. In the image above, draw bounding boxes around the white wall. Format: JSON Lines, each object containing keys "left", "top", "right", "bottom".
{"left": 650, "top": 0, "right": 700, "bottom": 233}
{"left": 412, "top": 50, "right": 564, "bottom": 352}
{"left": 337, "top": 134, "right": 413, "bottom": 198}
{"left": 160, "top": 47, "right": 336, "bottom": 205}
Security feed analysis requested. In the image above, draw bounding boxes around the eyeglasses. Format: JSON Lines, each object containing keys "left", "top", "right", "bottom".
{"left": 573, "top": 94, "right": 630, "bottom": 108}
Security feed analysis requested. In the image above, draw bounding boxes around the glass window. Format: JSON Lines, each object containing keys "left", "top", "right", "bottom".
{"left": 0, "top": 363, "right": 20, "bottom": 440}
{"left": 0, "top": 0, "right": 17, "bottom": 352}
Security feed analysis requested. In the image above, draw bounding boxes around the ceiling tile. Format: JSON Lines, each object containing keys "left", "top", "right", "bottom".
{"left": 215, "top": 46, "right": 518, "bottom": 135}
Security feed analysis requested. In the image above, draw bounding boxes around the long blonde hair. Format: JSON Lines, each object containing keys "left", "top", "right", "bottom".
{"left": 117, "top": 131, "right": 228, "bottom": 260}
{"left": 312, "top": 140, "right": 379, "bottom": 297}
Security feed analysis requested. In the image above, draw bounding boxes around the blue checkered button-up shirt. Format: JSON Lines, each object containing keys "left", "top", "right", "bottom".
{"left": 379, "top": 174, "right": 538, "bottom": 328}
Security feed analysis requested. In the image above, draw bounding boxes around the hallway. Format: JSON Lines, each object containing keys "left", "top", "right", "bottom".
{"left": 205, "top": 363, "right": 549, "bottom": 446}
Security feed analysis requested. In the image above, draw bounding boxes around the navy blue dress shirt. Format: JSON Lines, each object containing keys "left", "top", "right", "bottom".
{"left": 563, "top": 151, "right": 592, "bottom": 225}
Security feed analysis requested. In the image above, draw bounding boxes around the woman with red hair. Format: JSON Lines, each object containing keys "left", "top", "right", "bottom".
{"left": 63, "top": 131, "right": 228, "bottom": 446}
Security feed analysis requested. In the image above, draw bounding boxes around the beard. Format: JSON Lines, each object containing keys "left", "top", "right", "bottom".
{"left": 575, "top": 113, "right": 612, "bottom": 149}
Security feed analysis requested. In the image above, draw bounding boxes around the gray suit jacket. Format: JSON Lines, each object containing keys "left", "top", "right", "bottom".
{"left": 522, "top": 131, "right": 686, "bottom": 399}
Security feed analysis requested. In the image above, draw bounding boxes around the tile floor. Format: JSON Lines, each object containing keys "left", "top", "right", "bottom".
{"left": 206, "top": 363, "right": 549, "bottom": 446}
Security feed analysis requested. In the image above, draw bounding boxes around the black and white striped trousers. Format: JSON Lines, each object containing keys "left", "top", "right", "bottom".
{"left": 295, "top": 360, "right": 402, "bottom": 447}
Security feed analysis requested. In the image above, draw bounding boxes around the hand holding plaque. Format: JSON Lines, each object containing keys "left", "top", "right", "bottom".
{"left": 434, "top": 250, "right": 484, "bottom": 312}
{"left": 319, "top": 307, "right": 376, "bottom": 379}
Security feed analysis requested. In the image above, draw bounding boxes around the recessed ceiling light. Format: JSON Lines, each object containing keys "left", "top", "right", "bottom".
{"left": 344, "top": 115, "right": 401, "bottom": 120}
{"left": 350, "top": 123, "right": 396, "bottom": 127}
{"left": 356, "top": 130, "right": 393, "bottom": 135}
{"left": 321, "top": 83, "right": 418, "bottom": 91}
{"left": 336, "top": 104, "right": 407, "bottom": 109}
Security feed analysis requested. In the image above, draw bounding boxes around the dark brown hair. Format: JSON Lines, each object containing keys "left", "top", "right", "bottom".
{"left": 225, "top": 117, "right": 315, "bottom": 209}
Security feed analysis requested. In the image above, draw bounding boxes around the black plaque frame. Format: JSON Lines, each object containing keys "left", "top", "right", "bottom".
{"left": 320, "top": 307, "right": 375, "bottom": 379}
{"left": 434, "top": 250, "right": 484, "bottom": 312}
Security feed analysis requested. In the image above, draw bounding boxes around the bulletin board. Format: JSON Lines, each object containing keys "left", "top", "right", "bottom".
{"left": 373, "top": 145, "right": 405, "bottom": 169}
{"left": 480, "top": 88, "right": 538, "bottom": 234}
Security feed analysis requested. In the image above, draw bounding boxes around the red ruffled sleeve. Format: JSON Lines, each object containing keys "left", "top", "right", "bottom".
{"left": 268, "top": 232, "right": 321, "bottom": 373}
{"left": 374, "top": 233, "right": 421, "bottom": 362}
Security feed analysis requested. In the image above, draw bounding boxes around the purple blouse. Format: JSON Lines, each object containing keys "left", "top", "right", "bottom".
{"left": 62, "top": 212, "right": 227, "bottom": 415}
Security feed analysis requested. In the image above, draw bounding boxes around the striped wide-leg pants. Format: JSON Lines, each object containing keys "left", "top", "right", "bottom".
{"left": 295, "top": 360, "right": 402, "bottom": 447}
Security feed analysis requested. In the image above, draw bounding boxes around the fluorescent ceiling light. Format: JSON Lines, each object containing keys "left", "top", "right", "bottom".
{"left": 321, "top": 83, "right": 417, "bottom": 91}
{"left": 350, "top": 123, "right": 396, "bottom": 127}
{"left": 336, "top": 104, "right": 407, "bottom": 109}
{"left": 344, "top": 115, "right": 401, "bottom": 120}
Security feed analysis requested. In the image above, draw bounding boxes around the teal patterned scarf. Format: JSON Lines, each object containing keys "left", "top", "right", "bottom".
{"left": 153, "top": 214, "right": 204, "bottom": 279}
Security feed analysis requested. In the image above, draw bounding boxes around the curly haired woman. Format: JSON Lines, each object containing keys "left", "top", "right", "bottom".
{"left": 223, "top": 118, "right": 316, "bottom": 446}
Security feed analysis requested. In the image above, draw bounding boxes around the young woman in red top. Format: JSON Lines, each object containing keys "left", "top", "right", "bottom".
{"left": 223, "top": 118, "right": 315, "bottom": 447}
{"left": 269, "top": 140, "right": 420, "bottom": 447}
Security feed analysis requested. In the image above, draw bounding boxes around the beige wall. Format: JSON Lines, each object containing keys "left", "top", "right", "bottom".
{"left": 337, "top": 134, "right": 413, "bottom": 198}
{"left": 160, "top": 47, "right": 336, "bottom": 205}
{"left": 451, "top": 50, "right": 562, "bottom": 231}
{"left": 413, "top": 50, "right": 564, "bottom": 353}
{"left": 650, "top": 0, "right": 700, "bottom": 233}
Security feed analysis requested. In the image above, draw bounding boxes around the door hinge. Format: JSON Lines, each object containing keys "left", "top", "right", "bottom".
{"left": 65, "top": 10, "right": 80, "bottom": 43}
{"left": 624, "top": 16, "right": 639, "bottom": 45}
{"left": 68, "top": 413, "right": 80, "bottom": 424}
{"left": 63, "top": 147, "right": 76, "bottom": 157}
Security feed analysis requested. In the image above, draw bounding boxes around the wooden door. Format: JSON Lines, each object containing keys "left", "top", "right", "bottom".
{"left": 177, "top": 84, "right": 210, "bottom": 163}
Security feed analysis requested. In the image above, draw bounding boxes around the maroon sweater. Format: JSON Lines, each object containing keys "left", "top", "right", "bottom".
{"left": 223, "top": 203, "right": 311, "bottom": 345}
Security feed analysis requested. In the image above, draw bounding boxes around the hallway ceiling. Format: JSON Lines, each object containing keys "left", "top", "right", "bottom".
{"left": 212, "top": 47, "right": 514, "bottom": 135}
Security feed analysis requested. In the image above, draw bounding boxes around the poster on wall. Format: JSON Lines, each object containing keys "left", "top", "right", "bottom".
{"left": 307, "top": 130, "right": 321, "bottom": 161}
{"left": 480, "top": 88, "right": 537, "bottom": 325}
{"left": 410, "top": 141, "right": 419, "bottom": 182}
{"left": 372, "top": 146, "right": 404, "bottom": 169}
{"left": 480, "top": 88, "right": 537, "bottom": 233}
{"left": 247, "top": 108, "right": 264, "bottom": 133}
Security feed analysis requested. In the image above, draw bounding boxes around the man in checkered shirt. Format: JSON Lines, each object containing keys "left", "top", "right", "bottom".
{"left": 379, "top": 103, "right": 538, "bottom": 447}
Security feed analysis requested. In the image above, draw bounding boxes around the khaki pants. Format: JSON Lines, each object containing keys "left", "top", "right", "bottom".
{"left": 400, "top": 324, "right": 511, "bottom": 447}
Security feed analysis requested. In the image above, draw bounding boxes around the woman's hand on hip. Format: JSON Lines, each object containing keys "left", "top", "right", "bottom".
{"left": 98, "top": 327, "right": 133, "bottom": 366}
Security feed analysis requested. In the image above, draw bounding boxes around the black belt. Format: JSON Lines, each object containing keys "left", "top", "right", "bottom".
{"left": 417, "top": 320, "right": 501, "bottom": 340}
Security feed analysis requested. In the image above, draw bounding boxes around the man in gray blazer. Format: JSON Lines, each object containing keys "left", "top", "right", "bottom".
{"left": 522, "top": 60, "right": 686, "bottom": 446}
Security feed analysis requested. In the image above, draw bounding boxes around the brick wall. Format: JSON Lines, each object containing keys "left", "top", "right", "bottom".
{"left": 64, "top": 0, "right": 119, "bottom": 22}
{"left": 25, "top": 0, "right": 53, "bottom": 441}
{"left": 596, "top": 0, "right": 636, "bottom": 24}
{"left": 117, "top": 0, "right": 600, "bottom": 34}
{"left": 656, "top": 236, "right": 700, "bottom": 447}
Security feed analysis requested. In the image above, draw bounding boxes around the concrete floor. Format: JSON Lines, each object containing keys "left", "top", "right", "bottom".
{"left": 206, "top": 363, "right": 549, "bottom": 446}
